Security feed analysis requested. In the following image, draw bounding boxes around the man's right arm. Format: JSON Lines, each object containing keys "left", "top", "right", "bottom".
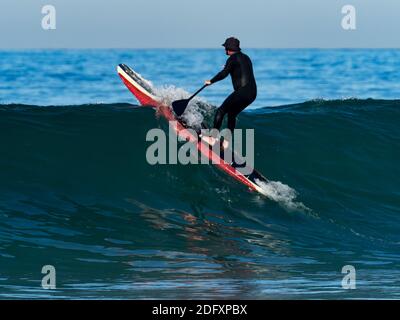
{"left": 209, "top": 57, "right": 233, "bottom": 84}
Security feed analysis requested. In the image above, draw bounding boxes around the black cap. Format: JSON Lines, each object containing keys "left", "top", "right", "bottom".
{"left": 222, "top": 37, "right": 241, "bottom": 51}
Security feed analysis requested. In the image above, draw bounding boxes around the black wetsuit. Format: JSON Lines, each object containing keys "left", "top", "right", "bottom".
{"left": 210, "top": 51, "right": 257, "bottom": 132}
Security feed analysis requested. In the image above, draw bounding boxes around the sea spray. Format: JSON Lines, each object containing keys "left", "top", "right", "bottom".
{"left": 154, "top": 85, "right": 214, "bottom": 130}
{"left": 255, "top": 179, "right": 311, "bottom": 213}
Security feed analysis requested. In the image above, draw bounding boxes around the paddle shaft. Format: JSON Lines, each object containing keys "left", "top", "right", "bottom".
{"left": 187, "top": 84, "right": 208, "bottom": 101}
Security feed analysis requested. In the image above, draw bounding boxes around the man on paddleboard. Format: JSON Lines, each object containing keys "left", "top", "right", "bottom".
{"left": 204, "top": 37, "right": 257, "bottom": 144}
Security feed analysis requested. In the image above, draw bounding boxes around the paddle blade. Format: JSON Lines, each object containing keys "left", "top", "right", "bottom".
{"left": 172, "top": 99, "right": 189, "bottom": 116}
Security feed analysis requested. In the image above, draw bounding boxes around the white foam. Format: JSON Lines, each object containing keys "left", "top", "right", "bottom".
{"left": 152, "top": 85, "right": 214, "bottom": 130}
{"left": 153, "top": 85, "right": 189, "bottom": 106}
{"left": 255, "top": 179, "right": 311, "bottom": 213}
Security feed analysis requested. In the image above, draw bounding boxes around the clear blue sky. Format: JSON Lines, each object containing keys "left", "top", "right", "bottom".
{"left": 1, "top": 0, "right": 399, "bottom": 48}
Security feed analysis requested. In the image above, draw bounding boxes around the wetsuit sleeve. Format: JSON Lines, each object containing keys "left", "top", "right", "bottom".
{"left": 210, "top": 57, "right": 233, "bottom": 84}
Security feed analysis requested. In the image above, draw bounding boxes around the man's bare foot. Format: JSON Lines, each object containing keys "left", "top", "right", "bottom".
{"left": 201, "top": 135, "right": 218, "bottom": 146}
{"left": 201, "top": 135, "right": 229, "bottom": 150}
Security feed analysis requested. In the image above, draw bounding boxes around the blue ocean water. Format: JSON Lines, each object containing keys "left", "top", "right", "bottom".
{"left": 0, "top": 49, "right": 400, "bottom": 299}
{"left": 1, "top": 49, "right": 400, "bottom": 106}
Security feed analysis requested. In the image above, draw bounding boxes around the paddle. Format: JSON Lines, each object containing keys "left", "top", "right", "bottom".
{"left": 172, "top": 84, "right": 208, "bottom": 116}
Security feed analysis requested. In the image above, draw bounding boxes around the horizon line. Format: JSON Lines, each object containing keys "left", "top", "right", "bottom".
{"left": 2, "top": 47, "right": 400, "bottom": 50}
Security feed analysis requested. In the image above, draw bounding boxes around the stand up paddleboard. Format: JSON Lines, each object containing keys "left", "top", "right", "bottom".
{"left": 117, "top": 64, "right": 269, "bottom": 194}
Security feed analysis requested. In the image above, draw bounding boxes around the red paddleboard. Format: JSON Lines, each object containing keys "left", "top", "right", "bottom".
{"left": 117, "top": 64, "right": 268, "bottom": 194}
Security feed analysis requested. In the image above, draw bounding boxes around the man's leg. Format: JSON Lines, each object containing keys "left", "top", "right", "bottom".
{"left": 204, "top": 91, "right": 252, "bottom": 147}
{"left": 227, "top": 98, "right": 252, "bottom": 131}
{"left": 227, "top": 111, "right": 237, "bottom": 133}
{"left": 202, "top": 92, "right": 237, "bottom": 146}
{"left": 212, "top": 108, "right": 225, "bottom": 131}
{"left": 213, "top": 92, "right": 237, "bottom": 130}
{"left": 224, "top": 95, "right": 255, "bottom": 150}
